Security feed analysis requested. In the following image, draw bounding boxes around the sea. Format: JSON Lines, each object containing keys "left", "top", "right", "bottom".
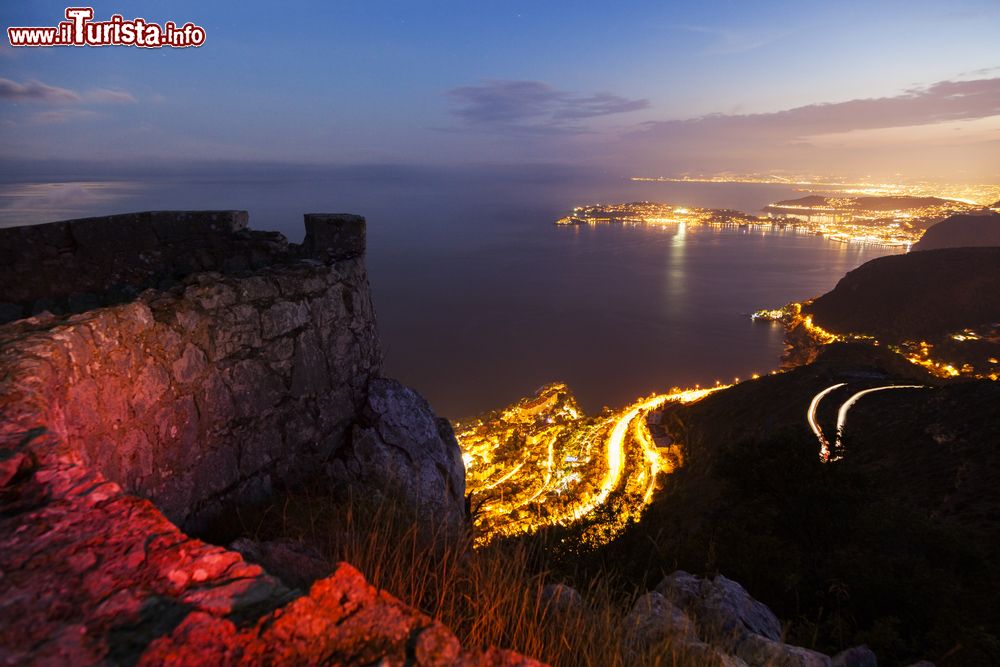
{"left": 0, "top": 162, "right": 900, "bottom": 418}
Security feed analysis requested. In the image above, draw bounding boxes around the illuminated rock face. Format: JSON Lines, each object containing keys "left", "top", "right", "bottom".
{"left": 0, "top": 212, "right": 494, "bottom": 665}
{"left": 0, "top": 211, "right": 466, "bottom": 532}
{"left": 338, "top": 378, "right": 467, "bottom": 528}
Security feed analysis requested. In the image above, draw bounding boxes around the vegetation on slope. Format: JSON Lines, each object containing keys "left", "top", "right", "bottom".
{"left": 804, "top": 246, "right": 1000, "bottom": 340}
{"left": 223, "top": 490, "right": 713, "bottom": 667}
{"left": 579, "top": 355, "right": 1000, "bottom": 666}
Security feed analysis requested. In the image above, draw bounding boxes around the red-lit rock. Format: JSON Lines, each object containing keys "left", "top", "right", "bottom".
{"left": 0, "top": 455, "right": 540, "bottom": 665}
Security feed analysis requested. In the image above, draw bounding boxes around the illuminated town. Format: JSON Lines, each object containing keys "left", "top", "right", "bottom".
{"left": 456, "top": 382, "right": 727, "bottom": 544}
{"left": 558, "top": 195, "right": 992, "bottom": 247}
{"left": 556, "top": 201, "right": 762, "bottom": 229}
{"left": 752, "top": 302, "right": 1000, "bottom": 381}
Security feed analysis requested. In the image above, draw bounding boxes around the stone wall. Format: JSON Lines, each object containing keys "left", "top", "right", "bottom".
{"left": 0, "top": 210, "right": 294, "bottom": 323}
{"left": 0, "top": 211, "right": 465, "bottom": 531}
{"left": 0, "top": 211, "right": 487, "bottom": 664}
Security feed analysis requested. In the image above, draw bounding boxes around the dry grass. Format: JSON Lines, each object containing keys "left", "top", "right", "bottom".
{"left": 234, "top": 489, "right": 706, "bottom": 667}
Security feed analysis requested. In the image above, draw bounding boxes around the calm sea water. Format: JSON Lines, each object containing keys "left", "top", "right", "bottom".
{"left": 0, "top": 164, "right": 899, "bottom": 418}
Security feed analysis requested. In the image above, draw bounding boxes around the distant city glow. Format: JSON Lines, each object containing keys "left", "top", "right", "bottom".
{"left": 557, "top": 194, "right": 990, "bottom": 247}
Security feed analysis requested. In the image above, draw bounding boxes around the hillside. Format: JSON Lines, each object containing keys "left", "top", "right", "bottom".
{"left": 913, "top": 212, "right": 1000, "bottom": 251}
{"left": 771, "top": 195, "right": 953, "bottom": 210}
{"left": 584, "top": 346, "right": 1000, "bottom": 665}
{"left": 803, "top": 246, "right": 1000, "bottom": 340}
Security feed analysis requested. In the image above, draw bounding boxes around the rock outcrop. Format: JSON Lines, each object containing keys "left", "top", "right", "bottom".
{"left": 623, "top": 570, "right": 842, "bottom": 666}
{"left": 0, "top": 211, "right": 492, "bottom": 665}
{"left": 0, "top": 450, "right": 536, "bottom": 666}
{"left": 334, "top": 378, "right": 467, "bottom": 528}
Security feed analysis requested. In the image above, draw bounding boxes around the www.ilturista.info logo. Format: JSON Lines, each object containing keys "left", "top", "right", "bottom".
{"left": 7, "top": 7, "right": 205, "bottom": 48}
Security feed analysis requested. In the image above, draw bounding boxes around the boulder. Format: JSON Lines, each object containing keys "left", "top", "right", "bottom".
{"left": 625, "top": 591, "right": 698, "bottom": 649}
{"left": 700, "top": 575, "right": 783, "bottom": 642}
{"left": 337, "top": 378, "right": 467, "bottom": 530}
{"left": 681, "top": 641, "right": 750, "bottom": 666}
{"left": 655, "top": 569, "right": 703, "bottom": 610}
{"left": 731, "top": 634, "right": 831, "bottom": 667}
{"left": 654, "top": 570, "right": 837, "bottom": 667}
{"left": 540, "top": 583, "right": 584, "bottom": 615}
{"left": 656, "top": 571, "right": 782, "bottom": 643}
{"left": 832, "top": 645, "right": 877, "bottom": 667}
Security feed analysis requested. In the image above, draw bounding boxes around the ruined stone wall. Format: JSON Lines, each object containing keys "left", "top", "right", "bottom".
{"left": 0, "top": 211, "right": 467, "bottom": 533}
{"left": 1, "top": 255, "right": 378, "bottom": 530}
{"left": 0, "top": 210, "right": 296, "bottom": 324}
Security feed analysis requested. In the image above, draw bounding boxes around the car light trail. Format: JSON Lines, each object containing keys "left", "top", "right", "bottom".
{"left": 807, "top": 383, "right": 928, "bottom": 462}
{"left": 807, "top": 383, "right": 846, "bottom": 461}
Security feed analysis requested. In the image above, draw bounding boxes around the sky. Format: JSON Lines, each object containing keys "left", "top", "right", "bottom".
{"left": 2, "top": 0, "right": 999, "bottom": 181}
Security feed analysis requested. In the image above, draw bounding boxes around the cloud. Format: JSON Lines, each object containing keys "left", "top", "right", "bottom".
{"left": 86, "top": 88, "right": 136, "bottom": 104}
{"left": 959, "top": 65, "right": 1000, "bottom": 78}
{"left": 448, "top": 80, "right": 648, "bottom": 132}
{"left": 620, "top": 76, "right": 1000, "bottom": 178}
{"left": 0, "top": 78, "right": 80, "bottom": 103}
{"left": 633, "top": 77, "right": 1000, "bottom": 143}
{"left": 0, "top": 79, "right": 136, "bottom": 106}
{"left": 29, "top": 109, "right": 101, "bottom": 124}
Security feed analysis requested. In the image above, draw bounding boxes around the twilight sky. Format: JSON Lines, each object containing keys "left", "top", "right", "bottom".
{"left": 2, "top": 0, "right": 999, "bottom": 181}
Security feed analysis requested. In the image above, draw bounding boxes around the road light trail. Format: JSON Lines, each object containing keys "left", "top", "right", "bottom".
{"left": 459, "top": 383, "right": 724, "bottom": 544}
{"left": 833, "top": 385, "right": 927, "bottom": 458}
{"left": 565, "top": 387, "right": 721, "bottom": 524}
{"left": 634, "top": 415, "right": 664, "bottom": 505}
{"left": 517, "top": 432, "right": 559, "bottom": 507}
{"left": 481, "top": 460, "right": 525, "bottom": 491}
{"left": 807, "top": 383, "right": 846, "bottom": 461}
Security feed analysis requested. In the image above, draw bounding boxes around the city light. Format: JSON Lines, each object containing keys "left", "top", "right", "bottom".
{"left": 558, "top": 194, "right": 992, "bottom": 247}
{"left": 457, "top": 382, "right": 726, "bottom": 545}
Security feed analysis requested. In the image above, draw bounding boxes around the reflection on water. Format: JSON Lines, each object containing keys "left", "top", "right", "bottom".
{"left": 0, "top": 181, "right": 143, "bottom": 226}
{"left": 376, "top": 219, "right": 897, "bottom": 418}
{"left": 0, "top": 164, "right": 900, "bottom": 417}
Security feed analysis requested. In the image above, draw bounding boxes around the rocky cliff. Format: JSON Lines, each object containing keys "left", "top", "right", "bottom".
{"left": 0, "top": 211, "right": 493, "bottom": 665}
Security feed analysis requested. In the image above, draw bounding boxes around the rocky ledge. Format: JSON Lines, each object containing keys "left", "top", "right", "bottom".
{"left": 0, "top": 450, "right": 537, "bottom": 666}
